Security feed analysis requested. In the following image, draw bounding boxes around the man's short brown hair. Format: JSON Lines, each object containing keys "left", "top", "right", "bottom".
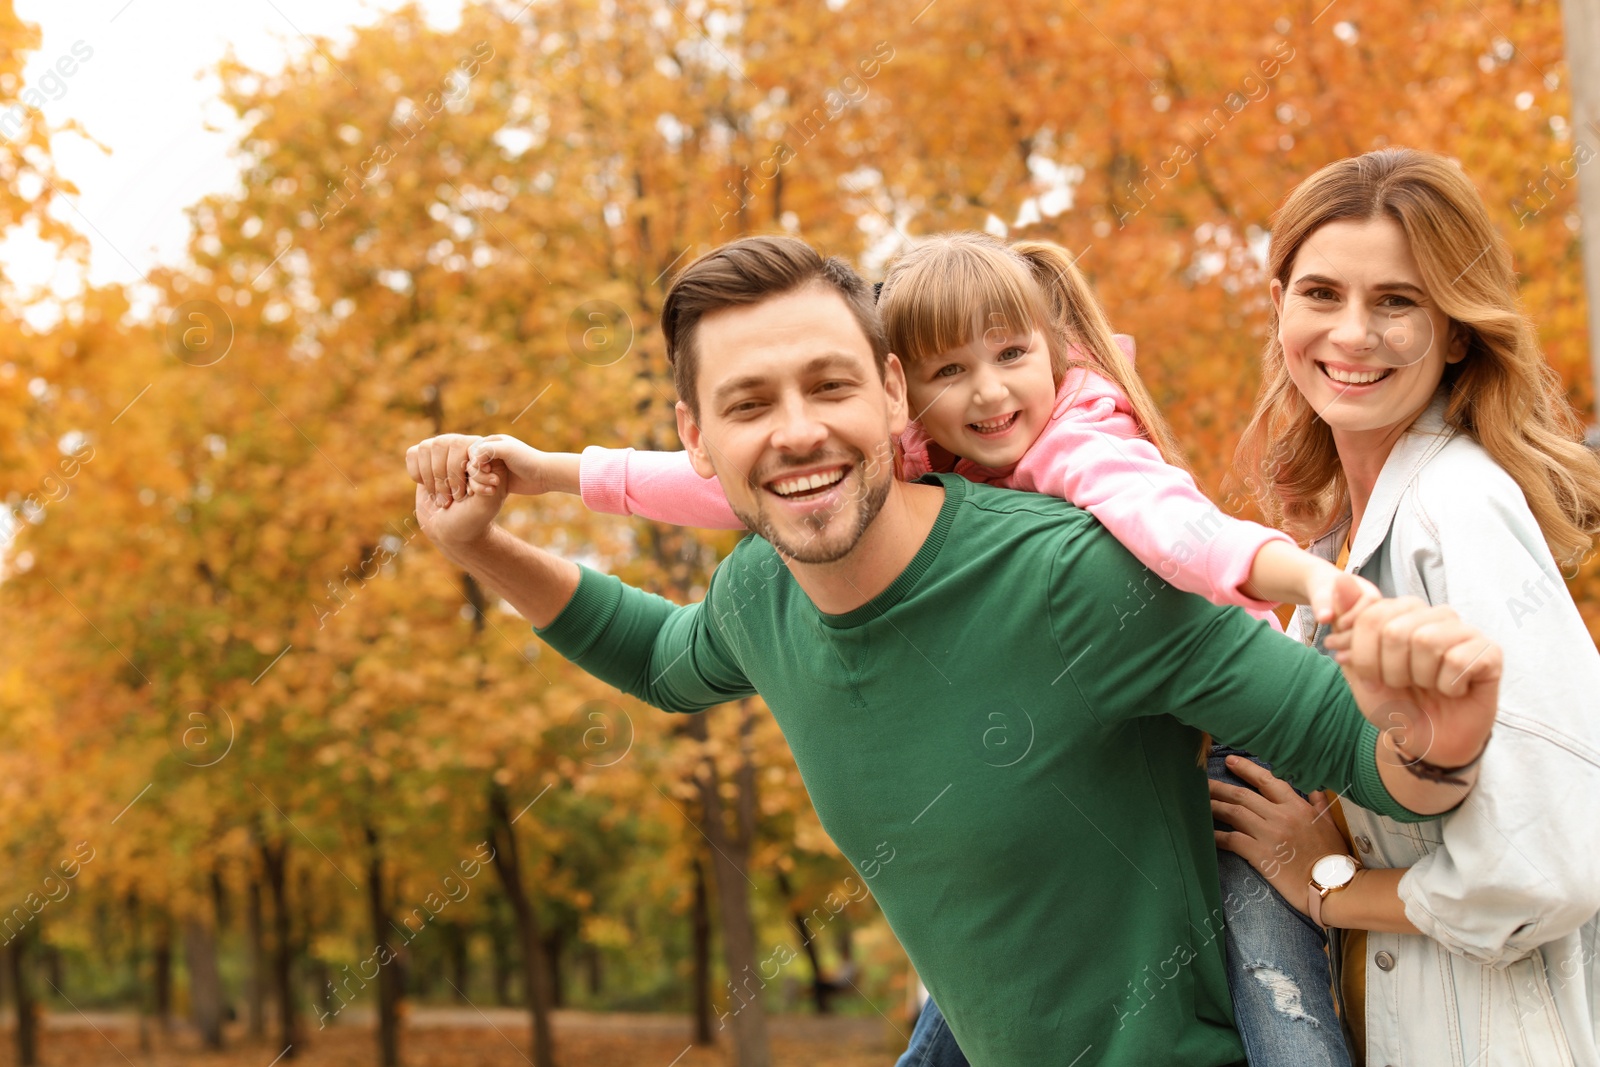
{"left": 660, "top": 235, "right": 889, "bottom": 417}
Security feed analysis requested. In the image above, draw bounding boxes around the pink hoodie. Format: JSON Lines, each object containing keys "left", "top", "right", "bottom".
{"left": 579, "top": 337, "right": 1293, "bottom": 614}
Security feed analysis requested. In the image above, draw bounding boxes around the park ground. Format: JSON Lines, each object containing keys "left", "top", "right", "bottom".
{"left": 0, "top": 1008, "right": 902, "bottom": 1066}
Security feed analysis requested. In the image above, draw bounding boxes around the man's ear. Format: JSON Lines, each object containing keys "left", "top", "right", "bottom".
{"left": 883, "top": 353, "right": 910, "bottom": 438}
{"left": 676, "top": 400, "right": 719, "bottom": 479}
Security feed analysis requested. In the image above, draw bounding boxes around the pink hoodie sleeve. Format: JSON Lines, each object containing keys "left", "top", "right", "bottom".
{"left": 579, "top": 446, "right": 746, "bottom": 530}
{"left": 1008, "top": 370, "right": 1294, "bottom": 611}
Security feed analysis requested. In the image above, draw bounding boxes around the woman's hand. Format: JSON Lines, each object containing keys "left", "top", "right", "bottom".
{"left": 1210, "top": 756, "right": 1353, "bottom": 917}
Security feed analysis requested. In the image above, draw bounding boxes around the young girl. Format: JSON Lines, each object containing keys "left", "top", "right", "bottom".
{"left": 1213, "top": 148, "right": 1600, "bottom": 1066}
{"left": 469, "top": 232, "right": 1372, "bottom": 1064}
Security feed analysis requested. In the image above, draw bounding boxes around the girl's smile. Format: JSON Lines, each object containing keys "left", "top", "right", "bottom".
{"left": 906, "top": 326, "right": 1057, "bottom": 469}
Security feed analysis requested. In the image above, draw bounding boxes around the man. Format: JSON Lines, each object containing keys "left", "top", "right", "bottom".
{"left": 406, "top": 236, "right": 1500, "bottom": 1065}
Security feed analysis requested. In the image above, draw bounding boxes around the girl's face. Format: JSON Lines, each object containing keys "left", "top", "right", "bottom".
{"left": 1273, "top": 217, "right": 1466, "bottom": 446}
{"left": 904, "top": 324, "right": 1058, "bottom": 468}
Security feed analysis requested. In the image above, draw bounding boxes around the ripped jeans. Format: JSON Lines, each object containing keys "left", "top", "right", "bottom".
{"left": 893, "top": 748, "right": 1351, "bottom": 1067}
{"left": 1209, "top": 746, "right": 1351, "bottom": 1067}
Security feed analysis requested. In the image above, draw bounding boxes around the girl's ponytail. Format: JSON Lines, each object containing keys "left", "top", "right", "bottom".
{"left": 1012, "top": 240, "right": 1191, "bottom": 473}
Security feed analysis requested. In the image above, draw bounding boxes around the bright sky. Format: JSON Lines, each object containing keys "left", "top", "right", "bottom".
{"left": 2, "top": 0, "right": 464, "bottom": 316}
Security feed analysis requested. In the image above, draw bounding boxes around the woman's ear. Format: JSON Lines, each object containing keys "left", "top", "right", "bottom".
{"left": 1445, "top": 322, "right": 1470, "bottom": 365}
{"left": 1269, "top": 278, "right": 1285, "bottom": 319}
{"left": 676, "top": 401, "right": 719, "bottom": 479}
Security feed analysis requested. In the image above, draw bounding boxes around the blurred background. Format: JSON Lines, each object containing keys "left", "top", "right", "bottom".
{"left": 0, "top": 0, "right": 1596, "bottom": 1064}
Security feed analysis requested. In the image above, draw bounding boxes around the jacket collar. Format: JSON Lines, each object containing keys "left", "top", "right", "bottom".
{"left": 1311, "top": 388, "right": 1458, "bottom": 571}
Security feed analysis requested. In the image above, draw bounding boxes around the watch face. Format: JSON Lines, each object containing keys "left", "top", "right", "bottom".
{"left": 1311, "top": 854, "right": 1358, "bottom": 888}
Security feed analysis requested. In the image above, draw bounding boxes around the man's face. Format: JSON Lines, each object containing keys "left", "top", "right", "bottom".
{"left": 677, "top": 283, "right": 908, "bottom": 564}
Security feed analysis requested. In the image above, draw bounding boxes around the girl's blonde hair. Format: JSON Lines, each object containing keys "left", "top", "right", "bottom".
{"left": 877, "top": 232, "right": 1190, "bottom": 471}
{"left": 1236, "top": 148, "right": 1600, "bottom": 568}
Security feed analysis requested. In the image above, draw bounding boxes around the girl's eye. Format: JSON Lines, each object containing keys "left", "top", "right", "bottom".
{"left": 997, "top": 346, "right": 1026, "bottom": 363}
{"left": 933, "top": 364, "right": 962, "bottom": 378}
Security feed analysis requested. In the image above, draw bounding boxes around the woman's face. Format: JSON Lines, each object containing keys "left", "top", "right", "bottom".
{"left": 903, "top": 324, "right": 1058, "bottom": 469}
{"left": 1272, "top": 217, "right": 1466, "bottom": 444}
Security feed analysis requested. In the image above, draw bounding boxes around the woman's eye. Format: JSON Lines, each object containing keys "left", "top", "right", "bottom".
{"left": 1379, "top": 294, "right": 1417, "bottom": 308}
{"left": 1303, "top": 287, "right": 1337, "bottom": 301}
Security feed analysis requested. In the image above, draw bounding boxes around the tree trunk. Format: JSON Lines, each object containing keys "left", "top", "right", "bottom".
{"left": 364, "top": 825, "right": 403, "bottom": 1067}
{"left": 247, "top": 878, "right": 266, "bottom": 1040}
{"left": 154, "top": 912, "right": 173, "bottom": 1032}
{"left": 544, "top": 927, "right": 564, "bottom": 1010}
{"left": 183, "top": 915, "right": 225, "bottom": 1049}
{"left": 775, "top": 872, "right": 830, "bottom": 1014}
{"left": 583, "top": 944, "right": 602, "bottom": 1001}
{"left": 688, "top": 707, "right": 771, "bottom": 1067}
{"left": 690, "top": 857, "right": 713, "bottom": 1046}
{"left": 489, "top": 893, "right": 514, "bottom": 1006}
{"left": 1560, "top": 0, "right": 1600, "bottom": 434}
{"left": 127, "top": 896, "right": 150, "bottom": 1054}
{"left": 487, "top": 785, "right": 557, "bottom": 1067}
{"left": 8, "top": 927, "right": 37, "bottom": 1067}
{"left": 261, "top": 839, "right": 299, "bottom": 1058}
{"left": 443, "top": 922, "right": 470, "bottom": 1003}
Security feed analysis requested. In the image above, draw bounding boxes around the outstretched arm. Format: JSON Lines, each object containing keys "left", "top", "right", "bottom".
{"left": 1012, "top": 371, "right": 1302, "bottom": 611}
{"left": 409, "top": 434, "right": 580, "bottom": 627}
{"left": 467, "top": 435, "right": 744, "bottom": 530}
{"left": 410, "top": 434, "right": 752, "bottom": 709}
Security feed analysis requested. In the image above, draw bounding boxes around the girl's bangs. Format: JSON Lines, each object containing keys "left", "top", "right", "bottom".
{"left": 886, "top": 246, "right": 1041, "bottom": 367}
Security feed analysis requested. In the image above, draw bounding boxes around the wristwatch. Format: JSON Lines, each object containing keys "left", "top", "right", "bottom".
{"left": 1307, "top": 854, "right": 1359, "bottom": 928}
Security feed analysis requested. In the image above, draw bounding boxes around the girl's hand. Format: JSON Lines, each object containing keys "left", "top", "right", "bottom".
{"left": 1210, "top": 756, "right": 1353, "bottom": 916}
{"left": 1309, "top": 563, "right": 1380, "bottom": 626}
{"left": 466, "top": 434, "right": 565, "bottom": 497}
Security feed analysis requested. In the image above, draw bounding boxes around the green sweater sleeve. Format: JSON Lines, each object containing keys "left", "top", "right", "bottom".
{"left": 533, "top": 564, "right": 755, "bottom": 714}
{"left": 1049, "top": 525, "right": 1428, "bottom": 823}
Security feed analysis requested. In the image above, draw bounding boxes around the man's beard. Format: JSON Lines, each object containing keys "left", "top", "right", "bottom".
{"left": 727, "top": 443, "right": 894, "bottom": 565}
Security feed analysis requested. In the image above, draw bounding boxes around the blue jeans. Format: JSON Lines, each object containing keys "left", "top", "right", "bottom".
{"left": 892, "top": 748, "right": 1351, "bottom": 1067}
{"left": 894, "top": 996, "right": 965, "bottom": 1067}
{"left": 1209, "top": 747, "right": 1351, "bottom": 1067}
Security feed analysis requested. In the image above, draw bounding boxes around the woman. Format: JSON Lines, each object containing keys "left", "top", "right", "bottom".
{"left": 1217, "top": 147, "right": 1600, "bottom": 1065}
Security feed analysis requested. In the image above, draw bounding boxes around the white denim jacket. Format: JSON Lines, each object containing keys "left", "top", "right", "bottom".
{"left": 1288, "top": 391, "right": 1600, "bottom": 1067}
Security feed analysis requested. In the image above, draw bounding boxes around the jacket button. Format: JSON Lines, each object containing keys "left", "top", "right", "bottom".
{"left": 1374, "top": 951, "right": 1396, "bottom": 972}
{"left": 1355, "top": 835, "right": 1373, "bottom": 854}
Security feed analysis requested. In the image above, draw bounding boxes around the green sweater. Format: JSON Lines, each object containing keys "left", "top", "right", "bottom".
{"left": 536, "top": 474, "right": 1419, "bottom": 1066}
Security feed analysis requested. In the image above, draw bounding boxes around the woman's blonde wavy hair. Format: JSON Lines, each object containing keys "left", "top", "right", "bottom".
{"left": 1236, "top": 147, "right": 1600, "bottom": 569}
{"left": 877, "top": 231, "right": 1190, "bottom": 471}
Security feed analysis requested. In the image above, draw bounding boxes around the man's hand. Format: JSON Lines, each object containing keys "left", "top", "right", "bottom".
{"left": 407, "top": 434, "right": 506, "bottom": 552}
{"left": 1325, "top": 574, "right": 1500, "bottom": 769}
